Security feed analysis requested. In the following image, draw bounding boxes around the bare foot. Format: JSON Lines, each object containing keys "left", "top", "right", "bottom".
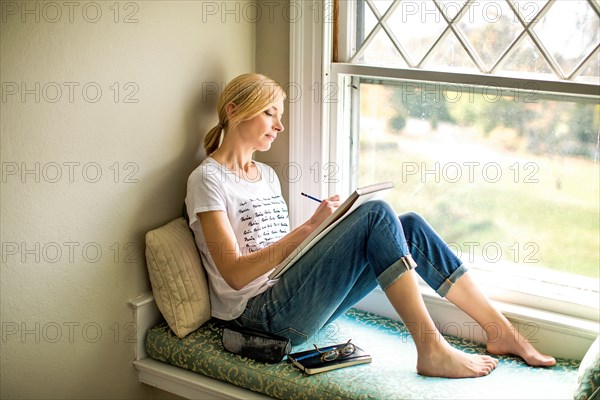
{"left": 416, "top": 341, "right": 499, "bottom": 378}
{"left": 486, "top": 324, "right": 556, "bottom": 367}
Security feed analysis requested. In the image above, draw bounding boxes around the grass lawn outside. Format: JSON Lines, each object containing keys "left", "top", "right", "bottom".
{"left": 358, "top": 118, "right": 599, "bottom": 280}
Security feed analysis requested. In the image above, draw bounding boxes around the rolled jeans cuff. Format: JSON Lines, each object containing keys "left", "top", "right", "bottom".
{"left": 377, "top": 254, "right": 418, "bottom": 291}
{"left": 435, "top": 264, "right": 468, "bottom": 297}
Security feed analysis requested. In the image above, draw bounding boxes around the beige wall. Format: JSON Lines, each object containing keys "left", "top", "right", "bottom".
{"left": 0, "top": 1, "right": 260, "bottom": 398}
{"left": 254, "top": 0, "right": 291, "bottom": 200}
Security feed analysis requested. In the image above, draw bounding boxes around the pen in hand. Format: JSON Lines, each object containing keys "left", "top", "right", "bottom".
{"left": 301, "top": 192, "right": 322, "bottom": 203}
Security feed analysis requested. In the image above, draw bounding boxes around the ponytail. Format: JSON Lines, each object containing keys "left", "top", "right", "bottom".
{"left": 204, "top": 124, "right": 223, "bottom": 156}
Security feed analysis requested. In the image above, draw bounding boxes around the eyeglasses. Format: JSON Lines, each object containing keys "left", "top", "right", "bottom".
{"left": 313, "top": 339, "right": 356, "bottom": 362}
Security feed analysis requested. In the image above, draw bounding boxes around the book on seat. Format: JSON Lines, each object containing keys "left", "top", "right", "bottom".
{"left": 268, "top": 181, "right": 394, "bottom": 280}
{"left": 287, "top": 341, "right": 372, "bottom": 375}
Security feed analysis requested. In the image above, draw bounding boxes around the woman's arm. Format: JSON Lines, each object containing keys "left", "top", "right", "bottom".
{"left": 199, "top": 195, "right": 340, "bottom": 290}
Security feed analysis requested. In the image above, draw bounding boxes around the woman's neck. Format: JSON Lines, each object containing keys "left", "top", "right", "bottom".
{"left": 210, "top": 147, "right": 260, "bottom": 182}
{"left": 210, "top": 149, "right": 254, "bottom": 172}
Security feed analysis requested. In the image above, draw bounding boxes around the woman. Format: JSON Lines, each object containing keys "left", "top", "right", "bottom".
{"left": 185, "top": 73, "right": 556, "bottom": 378}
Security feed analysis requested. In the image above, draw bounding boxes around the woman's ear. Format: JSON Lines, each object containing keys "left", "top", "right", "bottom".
{"left": 225, "top": 102, "right": 237, "bottom": 117}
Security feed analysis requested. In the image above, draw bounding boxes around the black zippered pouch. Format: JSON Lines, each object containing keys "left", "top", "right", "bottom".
{"left": 221, "top": 325, "right": 292, "bottom": 364}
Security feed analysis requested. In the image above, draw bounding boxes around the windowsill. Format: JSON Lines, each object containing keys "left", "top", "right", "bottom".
{"left": 466, "top": 263, "right": 599, "bottom": 321}
{"left": 420, "top": 284, "right": 600, "bottom": 336}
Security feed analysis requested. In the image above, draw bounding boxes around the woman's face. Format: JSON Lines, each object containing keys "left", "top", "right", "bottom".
{"left": 237, "top": 98, "right": 285, "bottom": 152}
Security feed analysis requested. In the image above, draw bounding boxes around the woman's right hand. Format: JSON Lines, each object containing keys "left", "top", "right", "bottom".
{"left": 306, "top": 195, "right": 341, "bottom": 230}
{"left": 199, "top": 194, "right": 342, "bottom": 290}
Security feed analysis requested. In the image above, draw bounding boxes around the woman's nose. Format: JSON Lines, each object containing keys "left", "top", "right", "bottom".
{"left": 274, "top": 120, "right": 284, "bottom": 132}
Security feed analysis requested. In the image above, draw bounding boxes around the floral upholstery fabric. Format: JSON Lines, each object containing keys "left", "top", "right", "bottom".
{"left": 146, "top": 309, "right": 580, "bottom": 400}
{"left": 574, "top": 335, "right": 600, "bottom": 400}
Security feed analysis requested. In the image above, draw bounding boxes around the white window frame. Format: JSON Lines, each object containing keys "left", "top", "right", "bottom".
{"left": 288, "top": 0, "right": 331, "bottom": 229}
{"left": 290, "top": 0, "right": 599, "bottom": 358}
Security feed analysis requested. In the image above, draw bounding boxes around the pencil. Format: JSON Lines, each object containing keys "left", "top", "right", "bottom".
{"left": 301, "top": 192, "right": 322, "bottom": 203}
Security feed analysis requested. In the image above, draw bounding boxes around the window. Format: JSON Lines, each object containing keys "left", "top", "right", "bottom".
{"left": 318, "top": 0, "right": 599, "bottom": 318}
{"left": 349, "top": 0, "right": 599, "bottom": 81}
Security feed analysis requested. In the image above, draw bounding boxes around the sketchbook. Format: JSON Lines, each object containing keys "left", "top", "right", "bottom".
{"left": 287, "top": 342, "right": 372, "bottom": 375}
{"left": 268, "top": 182, "right": 394, "bottom": 280}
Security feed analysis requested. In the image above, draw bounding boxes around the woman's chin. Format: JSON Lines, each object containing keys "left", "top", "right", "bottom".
{"left": 260, "top": 143, "right": 273, "bottom": 151}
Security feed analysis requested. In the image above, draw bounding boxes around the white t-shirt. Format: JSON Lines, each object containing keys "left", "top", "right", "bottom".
{"left": 185, "top": 157, "right": 290, "bottom": 320}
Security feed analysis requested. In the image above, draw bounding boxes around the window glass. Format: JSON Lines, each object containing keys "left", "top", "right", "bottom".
{"left": 352, "top": 0, "right": 600, "bottom": 81}
{"left": 355, "top": 79, "right": 599, "bottom": 283}
{"left": 341, "top": 0, "right": 600, "bottom": 296}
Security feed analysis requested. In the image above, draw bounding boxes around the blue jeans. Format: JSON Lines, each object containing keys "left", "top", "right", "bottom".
{"left": 234, "top": 200, "right": 467, "bottom": 345}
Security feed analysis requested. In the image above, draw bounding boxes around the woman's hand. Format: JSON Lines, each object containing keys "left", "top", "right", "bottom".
{"left": 199, "top": 194, "right": 341, "bottom": 291}
{"left": 306, "top": 195, "right": 341, "bottom": 230}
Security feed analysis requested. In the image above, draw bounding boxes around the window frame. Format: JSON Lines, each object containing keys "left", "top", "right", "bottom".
{"left": 289, "top": 0, "right": 599, "bottom": 327}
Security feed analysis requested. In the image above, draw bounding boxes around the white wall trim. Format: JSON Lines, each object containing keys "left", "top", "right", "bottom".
{"left": 289, "top": 0, "right": 329, "bottom": 228}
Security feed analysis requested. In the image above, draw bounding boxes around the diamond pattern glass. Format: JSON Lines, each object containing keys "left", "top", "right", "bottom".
{"left": 436, "top": 0, "right": 469, "bottom": 20}
{"left": 533, "top": 0, "right": 599, "bottom": 77}
{"left": 511, "top": 0, "right": 547, "bottom": 24}
{"left": 456, "top": 1, "right": 523, "bottom": 71}
{"left": 351, "top": 0, "right": 600, "bottom": 82}
{"left": 363, "top": 2, "right": 379, "bottom": 39}
{"left": 387, "top": 1, "right": 446, "bottom": 66}
{"left": 370, "top": 0, "right": 394, "bottom": 15}
{"left": 361, "top": 27, "right": 408, "bottom": 68}
{"left": 499, "top": 35, "right": 554, "bottom": 78}
{"left": 574, "top": 49, "right": 600, "bottom": 83}
{"left": 422, "top": 31, "right": 478, "bottom": 72}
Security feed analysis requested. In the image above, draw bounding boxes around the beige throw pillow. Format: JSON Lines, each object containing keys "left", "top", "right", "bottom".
{"left": 145, "top": 217, "right": 210, "bottom": 338}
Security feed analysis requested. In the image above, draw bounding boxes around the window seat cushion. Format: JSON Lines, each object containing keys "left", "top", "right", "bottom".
{"left": 146, "top": 308, "right": 580, "bottom": 400}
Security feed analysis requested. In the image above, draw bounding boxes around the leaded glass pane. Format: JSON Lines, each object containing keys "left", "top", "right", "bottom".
{"left": 574, "top": 49, "right": 600, "bottom": 84}
{"left": 370, "top": 0, "right": 394, "bottom": 16}
{"left": 511, "top": 0, "right": 547, "bottom": 24}
{"left": 456, "top": 1, "right": 522, "bottom": 71}
{"left": 363, "top": 2, "right": 379, "bottom": 41}
{"left": 353, "top": 0, "right": 600, "bottom": 82}
{"left": 533, "top": 0, "right": 600, "bottom": 76}
{"left": 499, "top": 36, "right": 554, "bottom": 78}
{"left": 387, "top": 1, "right": 446, "bottom": 66}
{"left": 361, "top": 27, "right": 408, "bottom": 67}
{"left": 422, "top": 31, "right": 477, "bottom": 72}
{"left": 435, "top": 0, "right": 469, "bottom": 20}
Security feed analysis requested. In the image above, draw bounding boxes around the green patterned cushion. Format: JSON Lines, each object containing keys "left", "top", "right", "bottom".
{"left": 575, "top": 336, "right": 600, "bottom": 400}
{"left": 146, "top": 309, "right": 580, "bottom": 400}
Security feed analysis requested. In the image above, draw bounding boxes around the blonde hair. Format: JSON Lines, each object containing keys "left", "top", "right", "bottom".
{"left": 204, "top": 73, "right": 286, "bottom": 155}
